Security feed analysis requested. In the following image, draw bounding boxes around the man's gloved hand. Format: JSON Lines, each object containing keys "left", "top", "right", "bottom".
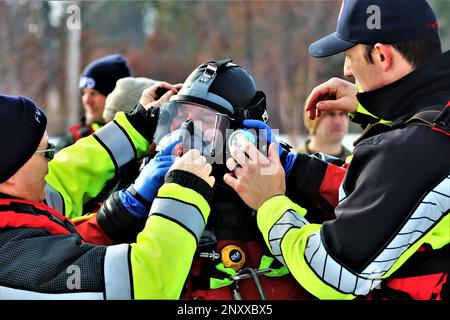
{"left": 242, "top": 119, "right": 297, "bottom": 177}
{"left": 119, "top": 139, "right": 180, "bottom": 219}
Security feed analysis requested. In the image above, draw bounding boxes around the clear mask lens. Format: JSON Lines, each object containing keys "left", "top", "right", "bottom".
{"left": 154, "top": 101, "right": 231, "bottom": 156}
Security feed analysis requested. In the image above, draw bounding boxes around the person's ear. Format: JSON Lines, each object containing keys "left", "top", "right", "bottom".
{"left": 373, "top": 43, "right": 393, "bottom": 72}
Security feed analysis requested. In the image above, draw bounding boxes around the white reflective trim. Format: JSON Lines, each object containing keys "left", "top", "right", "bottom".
{"left": 386, "top": 233, "right": 419, "bottom": 253}
{"left": 433, "top": 177, "right": 450, "bottom": 200}
{"left": 104, "top": 244, "right": 132, "bottom": 300}
{"left": 45, "top": 183, "right": 65, "bottom": 214}
{"left": 268, "top": 210, "right": 308, "bottom": 265}
{"left": 279, "top": 210, "right": 308, "bottom": 226}
{"left": 337, "top": 183, "right": 347, "bottom": 218}
{"left": 0, "top": 285, "right": 103, "bottom": 300}
{"left": 304, "top": 232, "right": 321, "bottom": 261}
{"left": 355, "top": 278, "right": 381, "bottom": 296}
{"left": 269, "top": 238, "right": 283, "bottom": 257}
{"left": 361, "top": 174, "right": 449, "bottom": 276}
{"left": 94, "top": 121, "right": 135, "bottom": 169}
{"left": 339, "top": 266, "right": 358, "bottom": 293}
{"left": 416, "top": 202, "right": 444, "bottom": 221}
{"left": 362, "top": 260, "right": 393, "bottom": 277}
{"left": 374, "top": 245, "right": 410, "bottom": 263}
{"left": 269, "top": 224, "right": 293, "bottom": 241}
{"left": 304, "top": 230, "right": 375, "bottom": 295}
{"left": 275, "top": 255, "right": 286, "bottom": 266}
{"left": 309, "top": 235, "right": 327, "bottom": 278}
{"left": 400, "top": 215, "right": 434, "bottom": 234}
{"left": 301, "top": 175, "right": 449, "bottom": 296}
{"left": 431, "top": 186, "right": 450, "bottom": 215}
{"left": 323, "top": 254, "right": 342, "bottom": 289}
{"left": 150, "top": 197, "right": 206, "bottom": 243}
{"left": 370, "top": 279, "right": 382, "bottom": 291}
{"left": 338, "top": 183, "right": 347, "bottom": 203}
{"left": 269, "top": 238, "right": 286, "bottom": 265}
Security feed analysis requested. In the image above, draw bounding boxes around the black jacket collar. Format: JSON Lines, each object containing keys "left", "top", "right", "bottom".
{"left": 0, "top": 193, "right": 16, "bottom": 200}
{"left": 357, "top": 50, "right": 450, "bottom": 121}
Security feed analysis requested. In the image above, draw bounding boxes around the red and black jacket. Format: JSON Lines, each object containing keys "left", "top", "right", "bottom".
{"left": 285, "top": 51, "right": 450, "bottom": 300}
{"left": 0, "top": 193, "right": 144, "bottom": 298}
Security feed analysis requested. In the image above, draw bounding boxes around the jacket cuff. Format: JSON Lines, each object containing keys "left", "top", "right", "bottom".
{"left": 97, "top": 191, "right": 146, "bottom": 243}
{"left": 165, "top": 170, "right": 213, "bottom": 204}
{"left": 257, "top": 195, "right": 307, "bottom": 238}
{"left": 125, "top": 104, "right": 159, "bottom": 143}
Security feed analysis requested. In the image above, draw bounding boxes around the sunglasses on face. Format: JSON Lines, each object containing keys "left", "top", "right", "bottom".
{"left": 35, "top": 142, "right": 56, "bottom": 160}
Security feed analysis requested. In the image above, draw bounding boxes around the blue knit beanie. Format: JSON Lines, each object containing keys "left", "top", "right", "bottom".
{"left": 0, "top": 94, "right": 47, "bottom": 183}
{"left": 79, "top": 54, "right": 132, "bottom": 96}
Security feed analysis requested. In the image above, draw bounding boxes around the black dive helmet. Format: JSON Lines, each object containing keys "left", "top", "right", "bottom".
{"left": 154, "top": 59, "right": 268, "bottom": 162}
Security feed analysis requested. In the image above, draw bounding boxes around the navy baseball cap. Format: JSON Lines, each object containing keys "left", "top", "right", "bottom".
{"left": 309, "top": 0, "right": 439, "bottom": 58}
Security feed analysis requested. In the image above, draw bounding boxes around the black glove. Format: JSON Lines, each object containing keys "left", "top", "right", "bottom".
{"left": 126, "top": 103, "right": 160, "bottom": 143}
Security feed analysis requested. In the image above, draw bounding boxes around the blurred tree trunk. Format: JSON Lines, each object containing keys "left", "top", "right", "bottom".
{"left": 42, "top": 1, "right": 64, "bottom": 135}
{"left": 244, "top": 1, "right": 254, "bottom": 74}
{"left": 0, "top": 2, "right": 22, "bottom": 94}
{"left": 66, "top": 1, "right": 81, "bottom": 128}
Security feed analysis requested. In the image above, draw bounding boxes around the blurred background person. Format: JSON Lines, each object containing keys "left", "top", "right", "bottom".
{"left": 67, "top": 80, "right": 182, "bottom": 214}
{"left": 88, "top": 76, "right": 162, "bottom": 209}
{"left": 1, "top": 1, "right": 447, "bottom": 147}
{"left": 103, "top": 76, "right": 158, "bottom": 122}
{"left": 0, "top": 93, "right": 213, "bottom": 299}
{"left": 298, "top": 107, "right": 351, "bottom": 161}
{"left": 56, "top": 54, "right": 131, "bottom": 150}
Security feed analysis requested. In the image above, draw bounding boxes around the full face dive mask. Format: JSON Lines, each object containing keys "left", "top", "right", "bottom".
{"left": 154, "top": 101, "right": 232, "bottom": 158}
{"left": 154, "top": 59, "right": 268, "bottom": 162}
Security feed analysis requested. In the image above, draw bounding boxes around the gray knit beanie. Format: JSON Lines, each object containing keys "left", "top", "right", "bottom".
{"left": 103, "top": 77, "right": 159, "bottom": 122}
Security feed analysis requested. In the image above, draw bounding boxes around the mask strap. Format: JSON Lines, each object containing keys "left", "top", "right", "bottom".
{"left": 235, "top": 91, "right": 269, "bottom": 127}
{"left": 209, "top": 113, "right": 233, "bottom": 157}
{"left": 194, "top": 59, "right": 235, "bottom": 97}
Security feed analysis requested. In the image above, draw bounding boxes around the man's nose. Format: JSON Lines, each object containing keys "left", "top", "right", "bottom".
{"left": 332, "top": 116, "right": 344, "bottom": 125}
{"left": 83, "top": 97, "right": 90, "bottom": 106}
{"left": 343, "top": 56, "right": 353, "bottom": 78}
{"left": 83, "top": 94, "right": 94, "bottom": 106}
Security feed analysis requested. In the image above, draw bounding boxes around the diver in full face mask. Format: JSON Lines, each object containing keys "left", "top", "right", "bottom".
{"left": 154, "top": 59, "right": 268, "bottom": 162}
{"left": 153, "top": 59, "right": 311, "bottom": 300}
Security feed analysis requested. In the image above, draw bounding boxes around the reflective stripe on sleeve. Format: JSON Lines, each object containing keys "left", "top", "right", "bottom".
{"left": 93, "top": 121, "right": 136, "bottom": 170}
{"left": 149, "top": 197, "right": 206, "bottom": 244}
{"left": 104, "top": 244, "right": 132, "bottom": 300}
{"left": 268, "top": 209, "right": 308, "bottom": 266}
{"left": 304, "top": 174, "right": 450, "bottom": 296}
{"left": 266, "top": 175, "right": 449, "bottom": 297}
{"left": 359, "top": 174, "right": 449, "bottom": 277}
{"left": 304, "top": 231, "right": 382, "bottom": 296}
{"left": 0, "top": 285, "right": 104, "bottom": 300}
